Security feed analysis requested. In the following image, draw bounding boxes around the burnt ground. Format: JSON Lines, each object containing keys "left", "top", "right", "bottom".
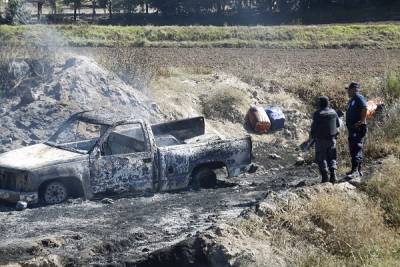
{"left": 0, "top": 141, "right": 319, "bottom": 266}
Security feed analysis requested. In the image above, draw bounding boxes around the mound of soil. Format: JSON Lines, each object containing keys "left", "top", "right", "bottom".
{"left": 151, "top": 70, "right": 311, "bottom": 144}
{"left": 0, "top": 55, "right": 161, "bottom": 153}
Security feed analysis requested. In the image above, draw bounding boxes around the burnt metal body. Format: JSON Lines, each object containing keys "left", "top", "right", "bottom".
{"left": 0, "top": 112, "right": 253, "bottom": 204}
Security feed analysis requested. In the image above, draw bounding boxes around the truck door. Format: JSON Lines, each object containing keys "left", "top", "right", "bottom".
{"left": 89, "top": 122, "right": 154, "bottom": 195}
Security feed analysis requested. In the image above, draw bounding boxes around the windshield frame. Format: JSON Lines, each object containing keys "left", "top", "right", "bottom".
{"left": 46, "top": 117, "right": 110, "bottom": 154}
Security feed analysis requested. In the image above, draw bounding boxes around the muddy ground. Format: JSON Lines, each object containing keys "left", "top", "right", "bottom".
{"left": 1, "top": 48, "right": 398, "bottom": 266}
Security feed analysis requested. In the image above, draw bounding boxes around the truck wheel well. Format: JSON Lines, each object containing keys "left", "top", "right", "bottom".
{"left": 191, "top": 162, "right": 226, "bottom": 175}
{"left": 39, "top": 177, "right": 84, "bottom": 199}
{"left": 190, "top": 162, "right": 227, "bottom": 190}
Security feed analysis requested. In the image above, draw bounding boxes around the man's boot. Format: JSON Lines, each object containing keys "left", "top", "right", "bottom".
{"left": 358, "top": 163, "right": 363, "bottom": 177}
{"left": 329, "top": 169, "right": 337, "bottom": 184}
{"left": 321, "top": 170, "right": 329, "bottom": 183}
{"left": 346, "top": 163, "right": 360, "bottom": 179}
{"left": 346, "top": 163, "right": 357, "bottom": 176}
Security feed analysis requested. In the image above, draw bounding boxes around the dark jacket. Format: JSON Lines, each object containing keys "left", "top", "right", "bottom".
{"left": 311, "top": 108, "right": 340, "bottom": 140}
{"left": 346, "top": 93, "right": 367, "bottom": 128}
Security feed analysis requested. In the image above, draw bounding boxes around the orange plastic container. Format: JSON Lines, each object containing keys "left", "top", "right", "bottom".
{"left": 246, "top": 106, "right": 271, "bottom": 133}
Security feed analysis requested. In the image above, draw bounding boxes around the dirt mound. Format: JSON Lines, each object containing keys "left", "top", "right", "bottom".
{"left": 151, "top": 70, "right": 310, "bottom": 144}
{"left": 0, "top": 55, "right": 161, "bottom": 153}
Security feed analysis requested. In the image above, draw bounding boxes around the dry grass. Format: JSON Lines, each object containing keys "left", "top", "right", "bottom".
{"left": 201, "top": 88, "right": 250, "bottom": 123}
{"left": 385, "top": 71, "right": 400, "bottom": 100}
{"left": 365, "top": 101, "right": 400, "bottom": 159}
{"left": 307, "top": 192, "right": 392, "bottom": 259}
{"left": 231, "top": 186, "right": 400, "bottom": 266}
{"left": 365, "top": 156, "right": 400, "bottom": 227}
{"left": 262, "top": 188, "right": 400, "bottom": 266}
{"left": 302, "top": 192, "right": 400, "bottom": 266}
{"left": 285, "top": 76, "right": 348, "bottom": 111}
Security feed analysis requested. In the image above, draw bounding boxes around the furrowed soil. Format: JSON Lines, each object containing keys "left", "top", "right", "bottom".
{"left": 86, "top": 48, "right": 400, "bottom": 81}
{"left": 0, "top": 48, "right": 399, "bottom": 266}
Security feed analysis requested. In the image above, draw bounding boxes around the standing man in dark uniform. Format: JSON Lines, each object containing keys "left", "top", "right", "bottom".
{"left": 345, "top": 82, "right": 368, "bottom": 178}
{"left": 310, "top": 96, "right": 340, "bottom": 183}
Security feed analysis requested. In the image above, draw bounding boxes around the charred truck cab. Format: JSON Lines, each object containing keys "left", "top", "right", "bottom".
{"left": 0, "top": 111, "right": 254, "bottom": 206}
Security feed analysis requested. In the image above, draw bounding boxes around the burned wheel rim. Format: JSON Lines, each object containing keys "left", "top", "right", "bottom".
{"left": 192, "top": 168, "right": 217, "bottom": 189}
{"left": 43, "top": 182, "right": 68, "bottom": 204}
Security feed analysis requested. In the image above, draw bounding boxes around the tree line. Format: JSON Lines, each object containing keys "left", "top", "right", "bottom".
{"left": 1, "top": 0, "right": 399, "bottom": 24}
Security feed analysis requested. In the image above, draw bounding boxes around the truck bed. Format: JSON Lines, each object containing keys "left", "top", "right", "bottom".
{"left": 156, "top": 136, "right": 252, "bottom": 191}
{"left": 151, "top": 117, "right": 221, "bottom": 147}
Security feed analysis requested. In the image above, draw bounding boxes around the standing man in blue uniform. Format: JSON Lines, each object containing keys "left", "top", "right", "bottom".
{"left": 345, "top": 82, "right": 368, "bottom": 178}
{"left": 310, "top": 96, "right": 340, "bottom": 183}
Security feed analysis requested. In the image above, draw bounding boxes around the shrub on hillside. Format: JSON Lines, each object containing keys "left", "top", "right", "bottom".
{"left": 201, "top": 88, "right": 250, "bottom": 123}
{"left": 365, "top": 156, "right": 400, "bottom": 227}
{"left": 286, "top": 76, "right": 348, "bottom": 111}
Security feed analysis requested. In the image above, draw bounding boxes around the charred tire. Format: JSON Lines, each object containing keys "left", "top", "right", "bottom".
{"left": 42, "top": 181, "right": 69, "bottom": 205}
{"left": 191, "top": 167, "right": 217, "bottom": 190}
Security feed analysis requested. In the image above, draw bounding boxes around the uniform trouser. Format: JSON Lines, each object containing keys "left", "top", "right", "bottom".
{"left": 348, "top": 130, "right": 365, "bottom": 167}
{"left": 315, "top": 138, "right": 337, "bottom": 175}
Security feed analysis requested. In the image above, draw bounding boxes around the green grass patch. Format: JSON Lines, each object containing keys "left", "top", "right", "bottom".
{"left": 2, "top": 24, "right": 400, "bottom": 48}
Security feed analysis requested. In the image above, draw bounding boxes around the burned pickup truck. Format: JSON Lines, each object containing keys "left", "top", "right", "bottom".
{"left": 0, "top": 111, "right": 254, "bottom": 205}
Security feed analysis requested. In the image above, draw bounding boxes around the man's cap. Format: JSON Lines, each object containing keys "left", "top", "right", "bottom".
{"left": 346, "top": 82, "right": 361, "bottom": 90}
{"left": 318, "top": 96, "right": 329, "bottom": 108}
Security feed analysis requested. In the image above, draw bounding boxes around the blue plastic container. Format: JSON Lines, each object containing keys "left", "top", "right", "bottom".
{"left": 266, "top": 106, "right": 285, "bottom": 131}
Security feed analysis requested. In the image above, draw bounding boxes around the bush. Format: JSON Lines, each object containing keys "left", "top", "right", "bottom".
{"left": 201, "top": 88, "right": 250, "bottom": 123}
{"left": 286, "top": 76, "right": 348, "bottom": 112}
{"left": 365, "top": 156, "right": 400, "bottom": 227}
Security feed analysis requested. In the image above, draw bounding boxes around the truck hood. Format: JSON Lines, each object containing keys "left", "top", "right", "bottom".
{"left": 0, "top": 144, "right": 84, "bottom": 171}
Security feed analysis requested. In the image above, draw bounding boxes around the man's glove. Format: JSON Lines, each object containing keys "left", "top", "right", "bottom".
{"left": 300, "top": 138, "right": 315, "bottom": 151}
